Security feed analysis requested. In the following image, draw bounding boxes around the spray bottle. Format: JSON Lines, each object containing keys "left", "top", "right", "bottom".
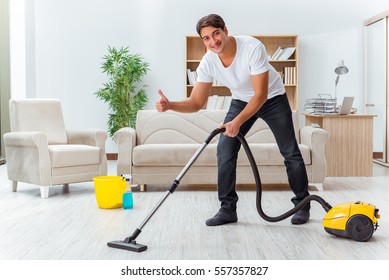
{"left": 122, "top": 174, "right": 133, "bottom": 209}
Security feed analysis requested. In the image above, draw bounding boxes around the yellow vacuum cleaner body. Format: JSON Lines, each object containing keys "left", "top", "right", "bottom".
{"left": 323, "top": 201, "right": 380, "bottom": 242}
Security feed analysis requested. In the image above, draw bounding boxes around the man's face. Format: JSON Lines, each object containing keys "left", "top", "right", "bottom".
{"left": 200, "top": 26, "right": 228, "bottom": 54}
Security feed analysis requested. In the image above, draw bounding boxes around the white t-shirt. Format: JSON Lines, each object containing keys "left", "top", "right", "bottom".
{"left": 196, "top": 35, "right": 285, "bottom": 102}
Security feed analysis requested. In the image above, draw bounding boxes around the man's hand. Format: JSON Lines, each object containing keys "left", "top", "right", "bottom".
{"left": 155, "top": 89, "right": 170, "bottom": 112}
{"left": 219, "top": 119, "right": 241, "bottom": 138}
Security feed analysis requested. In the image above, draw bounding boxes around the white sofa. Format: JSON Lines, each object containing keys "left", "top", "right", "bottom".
{"left": 114, "top": 110, "right": 329, "bottom": 191}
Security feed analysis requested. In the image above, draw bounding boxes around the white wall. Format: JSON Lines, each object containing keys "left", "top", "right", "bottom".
{"left": 13, "top": 0, "right": 389, "bottom": 152}
{"left": 9, "top": 0, "right": 26, "bottom": 99}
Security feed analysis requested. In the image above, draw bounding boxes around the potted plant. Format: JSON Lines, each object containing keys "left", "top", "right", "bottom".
{"left": 95, "top": 46, "right": 149, "bottom": 137}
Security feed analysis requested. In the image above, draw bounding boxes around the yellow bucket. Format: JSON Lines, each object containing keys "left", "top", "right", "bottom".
{"left": 93, "top": 176, "right": 126, "bottom": 209}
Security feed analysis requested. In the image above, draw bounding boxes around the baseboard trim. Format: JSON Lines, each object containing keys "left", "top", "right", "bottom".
{"left": 106, "top": 153, "right": 118, "bottom": 160}
{"left": 373, "top": 159, "right": 389, "bottom": 168}
{"left": 0, "top": 156, "right": 118, "bottom": 163}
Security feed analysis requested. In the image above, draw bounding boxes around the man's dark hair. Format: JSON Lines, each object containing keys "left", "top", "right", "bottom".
{"left": 196, "top": 14, "right": 225, "bottom": 36}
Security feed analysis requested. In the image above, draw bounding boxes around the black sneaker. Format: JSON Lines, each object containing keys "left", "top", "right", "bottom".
{"left": 291, "top": 209, "right": 310, "bottom": 224}
{"left": 206, "top": 209, "right": 238, "bottom": 226}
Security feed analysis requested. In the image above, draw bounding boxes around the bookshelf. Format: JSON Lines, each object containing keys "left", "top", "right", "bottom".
{"left": 185, "top": 34, "right": 299, "bottom": 111}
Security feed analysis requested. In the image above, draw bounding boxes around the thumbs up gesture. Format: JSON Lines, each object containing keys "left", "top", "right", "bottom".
{"left": 155, "top": 89, "right": 170, "bottom": 112}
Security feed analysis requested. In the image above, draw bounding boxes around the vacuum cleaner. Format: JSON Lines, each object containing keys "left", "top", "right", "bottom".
{"left": 107, "top": 128, "right": 380, "bottom": 252}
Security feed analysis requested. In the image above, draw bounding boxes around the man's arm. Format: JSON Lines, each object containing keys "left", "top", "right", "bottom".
{"left": 220, "top": 71, "right": 269, "bottom": 137}
{"left": 156, "top": 82, "right": 212, "bottom": 113}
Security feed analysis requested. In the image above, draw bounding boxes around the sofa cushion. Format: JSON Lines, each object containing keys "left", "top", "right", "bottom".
{"left": 135, "top": 110, "right": 300, "bottom": 145}
{"left": 132, "top": 143, "right": 311, "bottom": 166}
{"left": 49, "top": 144, "right": 101, "bottom": 168}
{"left": 136, "top": 110, "right": 225, "bottom": 145}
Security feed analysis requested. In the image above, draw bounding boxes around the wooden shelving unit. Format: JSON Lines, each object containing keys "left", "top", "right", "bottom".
{"left": 185, "top": 34, "right": 299, "bottom": 111}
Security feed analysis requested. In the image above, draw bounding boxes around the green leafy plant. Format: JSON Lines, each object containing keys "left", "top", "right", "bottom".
{"left": 95, "top": 46, "right": 149, "bottom": 137}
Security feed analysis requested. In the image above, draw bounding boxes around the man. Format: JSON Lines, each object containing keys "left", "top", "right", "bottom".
{"left": 156, "top": 14, "right": 310, "bottom": 226}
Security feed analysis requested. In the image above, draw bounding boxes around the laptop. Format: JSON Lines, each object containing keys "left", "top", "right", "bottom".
{"left": 337, "top": 96, "right": 355, "bottom": 115}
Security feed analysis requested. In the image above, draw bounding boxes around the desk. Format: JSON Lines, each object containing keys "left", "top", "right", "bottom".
{"left": 304, "top": 114, "right": 375, "bottom": 177}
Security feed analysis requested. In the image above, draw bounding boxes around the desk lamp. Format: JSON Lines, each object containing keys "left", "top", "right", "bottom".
{"left": 334, "top": 60, "right": 349, "bottom": 110}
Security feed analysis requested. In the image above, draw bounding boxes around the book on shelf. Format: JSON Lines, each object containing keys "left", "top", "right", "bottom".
{"left": 187, "top": 71, "right": 222, "bottom": 86}
{"left": 215, "top": 96, "right": 224, "bottom": 109}
{"left": 277, "top": 71, "right": 284, "bottom": 81}
{"left": 223, "top": 96, "right": 232, "bottom": 109}
{"left": 206, "top": 95, "right": 218, "bottom": 110}
{"left": 213, "top": 79, "right": 221, "bottom": 86}
{"left": 206, "top": 95, "right": 232, "bottom": 110}
{"left": 270, "top": 46, "right": 283, "bottom": 60}
{"left": 277, "top": 47, "right": 295, "bottom": 60}
{"left": 283, "top": 66, "right": 296, "bottom": 85}
{"left": 187, "top": 69, "right": 197, "bottom": 85}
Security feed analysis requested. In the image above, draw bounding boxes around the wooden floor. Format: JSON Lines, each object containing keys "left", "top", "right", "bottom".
{"left": 0, "top": 161, "right": 388, "bottom": 260}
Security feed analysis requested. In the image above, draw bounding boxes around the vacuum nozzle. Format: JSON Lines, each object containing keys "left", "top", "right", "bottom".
{"left": 107, "top": 228, "right": 147, "bottom": 252}
{"left": 107, "top": 240, "right": 147, "bottom": 252}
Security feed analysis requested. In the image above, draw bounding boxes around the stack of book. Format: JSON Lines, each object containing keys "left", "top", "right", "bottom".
{"left": 187, "top": 69, "right": 198, "bottom": 85}
{"left": 283, "top": 66, "right": 297, "bottom": 85}
{"left": 206, "top": 95, "right": 232, "bottom": 110}
{"left": 270, "top": 47, "right": 296, "bottom": 60}
{"left": 187, "top": 69, "right": 221, "bottom": 86}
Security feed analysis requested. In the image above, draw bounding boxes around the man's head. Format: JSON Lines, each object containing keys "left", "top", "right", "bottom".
{"left": 196, "top": 14, "right": 229, "bottom": 55}
{"left": 196, "top": 14, "right": 226, "bottom": 37}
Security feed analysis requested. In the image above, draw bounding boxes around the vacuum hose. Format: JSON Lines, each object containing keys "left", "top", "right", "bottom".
{"left": 108, "top": 127, "right": 336, "bottom": 252}
{"left": 207, "top": 128, "right": 333, "bottom": 222}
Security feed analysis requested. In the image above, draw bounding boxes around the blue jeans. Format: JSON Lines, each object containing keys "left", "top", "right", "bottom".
{"left": 217, "top": 94, "right": 310, "bottom": 212}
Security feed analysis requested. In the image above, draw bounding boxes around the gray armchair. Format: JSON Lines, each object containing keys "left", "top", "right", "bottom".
{"left": 3, "top": 99, "right": 107, "bottom": 198}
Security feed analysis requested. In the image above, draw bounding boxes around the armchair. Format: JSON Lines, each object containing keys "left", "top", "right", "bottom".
{"left": 3, "top": 99, "right": 108, "bottom": 198}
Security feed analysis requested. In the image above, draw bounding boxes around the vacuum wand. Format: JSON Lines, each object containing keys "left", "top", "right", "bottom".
{"left": 107, "top": 140, "right": 211, "bottom": 252}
